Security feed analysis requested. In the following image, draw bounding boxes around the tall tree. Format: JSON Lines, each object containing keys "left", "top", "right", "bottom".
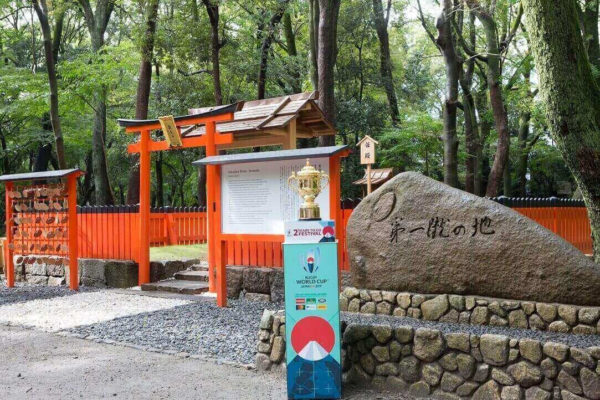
{"left": 77, "top": 0, "right": 115, "bottom": 205}
{"left": 308, "top": 0, "right": 319, "bottom": 90}
{"left": 522, "top": 0, "right": 600, "bottom": 260}
{"left": 32, "top": 0, "right": 67, "bottom": 169}
{"left": 257, "top": 0, "right": 290, "bottom": 99}
{"left": 282, "top": 12, "right": 302, "bottom": 93}
{"left": 580, "top": 0, "right": 600, "bottom": 70}
{"left": 464, "top": 0, "right": 522, "bottom": 197}
{"left": 459, "top": 11, "right": 479, "bottom": 194}
{"left": 317, "top": 0, "right": 341, "bottom": 146}
{"left": 372, "top": 0, "right": 400, "bottom": 126}
{"left": 417, "top": 0, "right": 460, "bottom": 187}
{"left": 202, "top": 0, "right": 223, "bottom": 105}
{"left": 126, "top": 0, "right": 160, "bottom": 204}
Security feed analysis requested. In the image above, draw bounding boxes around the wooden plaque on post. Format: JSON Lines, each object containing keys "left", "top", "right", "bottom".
{"left": 159, "top": 115, "right": 183, "bottom": 147}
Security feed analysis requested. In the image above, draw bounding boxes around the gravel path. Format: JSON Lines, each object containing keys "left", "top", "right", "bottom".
{"left": 0, "top": 324, "right": 419, "bottom": 400}
{"left": 342, "top": 312, "right": 600, "bottom": 349}
{"left": 0, "top": 290, "right": 191, "bottom": 332}
{"left": 67, "top": 298, "right": 279, "bottom": 366}
{"left": 0, "top": 282, "right": 93, "bottom": 306}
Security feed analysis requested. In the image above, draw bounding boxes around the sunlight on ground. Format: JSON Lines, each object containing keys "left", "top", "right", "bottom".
{"left": 150, "top": 244, "right": 207, "bottom": 261}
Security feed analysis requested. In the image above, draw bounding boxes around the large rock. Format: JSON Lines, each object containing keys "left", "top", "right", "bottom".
{"left": 347, "top": 172, "right": 600, "bottom": 306}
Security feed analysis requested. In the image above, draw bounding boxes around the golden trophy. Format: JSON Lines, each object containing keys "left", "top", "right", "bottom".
{"left": 288, "top": 159, "right": 329, "bottom": 220}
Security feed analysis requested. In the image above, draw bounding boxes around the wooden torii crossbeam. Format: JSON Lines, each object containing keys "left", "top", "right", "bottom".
{"left": 118, "top": 92, "right": 336, "bottom": 294}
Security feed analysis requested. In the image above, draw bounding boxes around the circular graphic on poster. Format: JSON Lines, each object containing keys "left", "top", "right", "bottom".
{"left": 291, "top": 316, "right": 335, "bottom": 361}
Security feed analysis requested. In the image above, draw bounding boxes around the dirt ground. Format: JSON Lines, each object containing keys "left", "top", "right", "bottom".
{"left": 0, "top": 325, "right": 417, "bottom": 400}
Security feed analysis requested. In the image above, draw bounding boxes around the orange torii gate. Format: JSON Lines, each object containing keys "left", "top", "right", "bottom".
{"left": 118, "top": 92, "right": 336, "bottom": 296}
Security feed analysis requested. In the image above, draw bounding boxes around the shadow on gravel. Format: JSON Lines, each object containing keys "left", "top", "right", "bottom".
{"left": 0, "top": 283, "right": 95, "bottom": 307}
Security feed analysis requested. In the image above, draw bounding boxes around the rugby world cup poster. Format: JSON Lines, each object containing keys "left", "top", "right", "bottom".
{"left": 283, "top": 240, "right": 341, "bottom": 399}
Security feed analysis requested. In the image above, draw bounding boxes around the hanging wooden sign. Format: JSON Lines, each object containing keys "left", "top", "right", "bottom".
{"left": 159, "top": 115, "right": 183, "bottom": 147}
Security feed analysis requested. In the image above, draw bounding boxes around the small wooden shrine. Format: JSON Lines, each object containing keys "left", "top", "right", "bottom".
{"left": 0, "top": 169, "right": 83, "bottom": 289}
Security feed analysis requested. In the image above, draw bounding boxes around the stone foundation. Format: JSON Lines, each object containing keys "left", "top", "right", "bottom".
{"left": 226, "top": 265, "right": 352, "bottom": 302}
{"left": 12, "top": 256, "right": 197, "bottom": 288}
{"left": 257, "top": 311, "right": 600, "bottom": 399}
{"left": 341, "top": 288, "right": 600, "bottom": 336}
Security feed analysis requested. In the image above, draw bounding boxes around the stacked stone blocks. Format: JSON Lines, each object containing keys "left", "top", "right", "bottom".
{"left": 340, "top": 288, "right": 600, "bottom": 336}
{"left": 257, "top": 314, "right": 600, "bottom": 399}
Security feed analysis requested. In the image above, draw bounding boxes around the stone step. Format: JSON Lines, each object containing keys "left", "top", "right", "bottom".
{"left": 190, "top": 264, "right": 208, "bottom": 272}
{"left": 141, "top": 280, "right": 209, "bottom": 295}
{"left": 174, "top": 270, "right": 209, "bottom": 282}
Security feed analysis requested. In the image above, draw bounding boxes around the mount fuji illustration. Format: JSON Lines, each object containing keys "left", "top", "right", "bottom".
{"left": 287, "top": 354, "right": 341, "bottom": 399}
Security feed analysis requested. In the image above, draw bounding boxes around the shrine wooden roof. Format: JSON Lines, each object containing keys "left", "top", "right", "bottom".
{"left": 0, "top": 168, "right": 84, "bottom": 182}
{"left": 353, "top": 168, "right": 394, "bottom": 186}
{"left": 185, "top": 92, "right": 335, "bottom": 138}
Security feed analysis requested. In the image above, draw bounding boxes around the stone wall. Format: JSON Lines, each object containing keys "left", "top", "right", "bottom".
{"left": 226, "top": 265, "right": 352, "bottom": 302}
{"left": 257, "top": 312, "right": 600, "bottom": 399}
{"left": 341, "top": 288, "right": 600, "bottom": 336}
{"left": 12, "top": 256, "right": 195, "bottom": 288}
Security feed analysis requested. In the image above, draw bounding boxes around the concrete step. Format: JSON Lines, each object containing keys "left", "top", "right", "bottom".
{"left": 190, "top": 264, "right": 208, "bottom": 272}
{"left": 141, "top": 280, "right": 209, "bottom": 295}
{"left": 174, "top": 270, "right": 209, "bottom": 282}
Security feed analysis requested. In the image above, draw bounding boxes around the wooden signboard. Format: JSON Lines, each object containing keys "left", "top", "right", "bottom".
{"left": 159, "top": 115, "right": 183, "bottom": 147}
{"left": 357, "top": 135, "right": 378, "bottom": 194}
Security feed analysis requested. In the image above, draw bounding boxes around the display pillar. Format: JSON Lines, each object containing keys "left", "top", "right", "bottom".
{"left": 283, "top": 220, "right": 341, "bottom": 399}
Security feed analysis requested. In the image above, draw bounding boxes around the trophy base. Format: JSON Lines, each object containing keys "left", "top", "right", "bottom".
{"left": 299, "top": 207, "right": 320, "bottom": 220}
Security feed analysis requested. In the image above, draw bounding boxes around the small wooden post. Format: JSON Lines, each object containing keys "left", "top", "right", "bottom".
{"left": 366, "top": 164, "right": 372, "bottom": 194}
{"left": 357, "top": 135, "right": 378, "bottom": 195}
{"left": 5, "top": 181, "right": 14, "bottom": 287}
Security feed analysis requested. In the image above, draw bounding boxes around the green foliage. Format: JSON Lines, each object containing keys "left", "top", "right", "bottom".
{"left": 0, "top": 0, "right": 576, "bottom": 207}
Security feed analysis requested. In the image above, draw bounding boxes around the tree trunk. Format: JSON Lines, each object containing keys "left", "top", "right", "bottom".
{"left": 257, "top": 1, "right": 289, "bottom": 99}
{"left": 581, "top": 0, "right": 600, "bottom": 70}
{"left": 516, "top": 110, "right": 532, "bottom": 196}
{"left": 309, "top": 0, "right": 319, "bottom": 90}
{"left": 460, "top": 12, "right": 478, "bottom": 194}
{"left": 522, "top": 0, "right": 600, "bottom": 261}
{"left": 317, "top": 0, "right": 341, "bottom": 146}
{"left": 32, "top": 0, "right": 67, "bottom": 169}
{"left": 437, "top": 0, "right": 460, "bottom": 188}
{"left": 372, "top": 0, "right": 400, "bottom": 126}
{"left": 468, "top": 5, "right": 510, "bottom": 197}
{"left": 474, "top": 86, "right": 491, "bottom": 196}
{"left": 126, "top": 0, "right": 160, "bottom": 205}
{"left": 78, "top": 0, "right": 115, "bottom": 205}
{"left": 283, "top": 12, "right": 302, "bottom": 93}
{"left": 202, "top": 0, "right": 223, "bottom": 105}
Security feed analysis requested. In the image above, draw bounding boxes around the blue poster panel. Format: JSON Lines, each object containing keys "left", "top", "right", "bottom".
{"left": 283, "top": 228, "right": 341, "bottom": 400}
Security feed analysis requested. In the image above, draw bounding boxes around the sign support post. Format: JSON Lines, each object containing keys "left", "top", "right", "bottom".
{"left": 283, "top": 220, "right": 341, "bottom": 399}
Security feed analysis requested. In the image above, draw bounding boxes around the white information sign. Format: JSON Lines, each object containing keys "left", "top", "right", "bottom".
{"left": 221, "top": 158, "right": 330, "bottom": 234}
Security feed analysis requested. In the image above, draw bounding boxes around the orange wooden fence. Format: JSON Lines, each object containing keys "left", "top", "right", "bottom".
{"left": 73, "top": 198, "right": 593, "bottom": 266}
{"left": 513, "top": 207, "right": 592, "bottom": 254}
{"left": 77, "top": 206, "right": 207, "bottom": 260}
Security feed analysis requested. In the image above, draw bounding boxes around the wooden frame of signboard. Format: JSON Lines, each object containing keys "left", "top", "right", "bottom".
{"left": 194, "top": 145, "right": 350, "bottom": 307}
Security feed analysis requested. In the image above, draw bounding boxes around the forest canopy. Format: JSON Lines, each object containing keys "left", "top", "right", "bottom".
{"left": 0, "top": 0, "right": 581, "bottom": 208}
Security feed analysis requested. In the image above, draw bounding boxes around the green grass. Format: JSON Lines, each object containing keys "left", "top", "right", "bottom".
{"left": 150, "top": 243, "right": 207, "bottom": 261}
